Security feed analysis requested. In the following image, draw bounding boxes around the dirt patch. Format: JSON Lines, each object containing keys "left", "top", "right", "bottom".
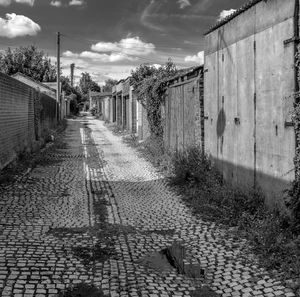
{"left": 191, "top": 286, "right": 220, "bottom": 297}
{"left": 58, "top": 283, "right": 105, "bottom": 297}
{"left": 72, "top": 240, "right": 117, "bottom": 267}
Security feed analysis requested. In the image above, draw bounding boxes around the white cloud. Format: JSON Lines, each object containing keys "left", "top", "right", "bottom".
{"left": 0, "top": 13, "right": 41, "bottom": 38}
{"left": 80, "top": 51, "right": 107, "bottom": 60}
{"left": 52, "top": 54, "right": 136, "bottom": 85}
{"left": 140, "top": 0, "right": 164, "bottom": 31}
{"left": 50, "top": 0, "right": 62, "bottom": 7}
{"left": 91, "top": 42, "right": 119, "bottom": 53}
{"left": 177, "top": 0, "right": 191, "bottom": 9}
{"left": 0, "top": 0, "right": 34, "bottom": 5}
{"left": 62, "top": 50, "right": 136, "bottom": 63}
{"left": 152, "top": 64, "right": 161, "bottom": 69}
{"left": 0, "top": 0, "right": 11, "bottom": 5}
{"left": 184, "top": 51, "right": 204, "bottom": 64}
{"left": 91, "top": 37, "right": 155, "bottom": 57}
{"left": 15, "top": 0, "right": 34, "bottom": 5}
{"left": 218, "top": 9, "right": 237, "bottom": 21}
{"left": 69, "top": 0, "right": 84, "bottom": 6}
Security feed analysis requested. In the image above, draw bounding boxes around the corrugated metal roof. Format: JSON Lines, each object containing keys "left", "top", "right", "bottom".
{"left": 205, "top": 0, "right": 263, "bottom": 35}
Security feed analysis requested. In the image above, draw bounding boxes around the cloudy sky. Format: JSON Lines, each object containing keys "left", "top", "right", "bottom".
{"left": 0, "top": 0, "right": 246, "bottom": 85}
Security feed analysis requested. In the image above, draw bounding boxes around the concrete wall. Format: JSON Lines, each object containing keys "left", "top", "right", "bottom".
{"left": 0, "top": 73, "right": 58, "bottom": 170}
{"left": 103, "top": 97, "right": 110, "bottom": 122}
{"left": 116, "top": 94, "right": 122, "bottom": 126}
{"left": 137, "top": 102, "right": 151, "bottom": 141}
{"left": 130, "top": 87, "right": 138, "bottom": 134}
{"left": 204, "top": 0, "right": 296, "bottom": 205}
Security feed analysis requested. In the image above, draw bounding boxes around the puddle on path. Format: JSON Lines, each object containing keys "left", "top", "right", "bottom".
{"left": 138, "top": 242, "right": 205, "bottom": 278}
{"left": 191, "top": 286, "right": 220, "bottom": 297}
{"left": 137, "top": 250, "right": 174, "bottom": 273}
{"left": 138, "top": 242, "right": 220, "bottom": 296}
{"left": 59, "top": 283, "right": 104, "bottom": 297}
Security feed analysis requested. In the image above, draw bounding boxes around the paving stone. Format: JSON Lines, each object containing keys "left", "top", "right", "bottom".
{"left": 0, "top": 117, "right": 297, "bottom": 297}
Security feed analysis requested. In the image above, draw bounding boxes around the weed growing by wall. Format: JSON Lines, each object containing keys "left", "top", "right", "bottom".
{"left": 286, "top": 46, "right": 300, "bottom": 228}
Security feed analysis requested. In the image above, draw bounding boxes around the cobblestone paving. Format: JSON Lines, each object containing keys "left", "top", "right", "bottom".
{"left": 0, "top": 116, "right": 296, "bottom": 297}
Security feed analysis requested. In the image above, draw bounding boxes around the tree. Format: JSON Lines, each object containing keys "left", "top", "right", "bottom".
{"left": 79, "top": 72, "right": 101, "bottom": 96}
{"left": 0, "top": 45, "right": 56, "bottom": 82}
{"left": 102, "top": 78, "right": 118, "bottom": 92}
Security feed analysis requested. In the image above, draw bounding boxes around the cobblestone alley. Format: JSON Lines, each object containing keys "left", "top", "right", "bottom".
{"left": 0, "top": 116, "right": 296, "bottom": 297}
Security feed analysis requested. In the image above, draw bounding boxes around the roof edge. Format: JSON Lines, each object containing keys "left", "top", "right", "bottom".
{"left": 12, "top": 72, "right": 56, "bottom": 92}
{"left": 205, "top": 0, "right": 262, "bottom": 35}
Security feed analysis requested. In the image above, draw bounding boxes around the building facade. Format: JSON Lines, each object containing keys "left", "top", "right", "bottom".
{"left": 204, "top": 0, "right": 297, "bottom": 204}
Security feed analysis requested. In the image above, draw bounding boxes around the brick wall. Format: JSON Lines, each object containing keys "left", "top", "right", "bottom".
{"left": 39, "top": 93, "right": 58, "bottom": 135}
{"left": 0, "top": 73, "right": 58, "bottom": 170}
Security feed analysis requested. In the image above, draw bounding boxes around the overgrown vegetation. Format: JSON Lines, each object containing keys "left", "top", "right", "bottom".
{"left": 287, "top": 99, "right": 300, "bottom": 233}
{"left": 124, "top": 133, "right": 300, "bottom": 291}
{"left": 131, "top": 60, "right": 178, "bottom": 138}
{"left": 169, "top": 148, "right": 300, "bottom": 290}
{"left": 285, "top": 46, "right": 300, "bottom": 237}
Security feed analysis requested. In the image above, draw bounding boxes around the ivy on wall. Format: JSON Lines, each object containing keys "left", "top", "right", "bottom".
{"left": 286, "top": 46, "right": 300, "bottom": 227}
{"left": 131, "top": 60, "right": 178, "bottom": 138}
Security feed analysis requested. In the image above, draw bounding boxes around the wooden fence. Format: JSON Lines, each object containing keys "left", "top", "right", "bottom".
{"left": 163, "top": 67, "right": 204, "bottom": 151}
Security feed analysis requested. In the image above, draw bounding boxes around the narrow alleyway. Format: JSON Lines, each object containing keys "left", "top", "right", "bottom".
{"left": 0, "top": 116, "right": 296, "bottom": 297}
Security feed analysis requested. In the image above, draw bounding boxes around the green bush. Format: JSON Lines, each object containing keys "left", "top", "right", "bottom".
{"left": 169, "top": 147, "right": 264, "bottom": 225}
{"left": 168, "top": 146, "right": 300, "bottom": 284}
{"left": 286, "top": 180, "right": 300, "bottom": 234}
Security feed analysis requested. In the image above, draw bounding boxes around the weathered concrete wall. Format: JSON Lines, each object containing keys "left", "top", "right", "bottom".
{"left": 103, "top": 97, "right": 110, "bottom": 122}
{"left": 136, "top": 100, "right": 151, "bottom": 141}
{"left": 0, "top": 73, "right": 58, "bottom": 170}
{"left": 204, "top": 0, "right": 296, "bottom": 205}
{"left": 131, "top": 88, "right": 138, "bottom": 134}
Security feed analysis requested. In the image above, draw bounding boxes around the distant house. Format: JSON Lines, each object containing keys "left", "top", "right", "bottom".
{"left": 12, "top": 73, "right": 57, "bottom": 100}
{"left": 111, "top": 78, "right": 142, "bottom": 136}
{"left": 89, "top": 91, "right": 112, "bottom": 120}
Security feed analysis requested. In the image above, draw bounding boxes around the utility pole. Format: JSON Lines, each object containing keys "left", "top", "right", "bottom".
{"left": 70, "top": 63, "right": 75, "bottom": 87}
{"left": 57, "top": 32, "right": 61, "bottom": 120}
